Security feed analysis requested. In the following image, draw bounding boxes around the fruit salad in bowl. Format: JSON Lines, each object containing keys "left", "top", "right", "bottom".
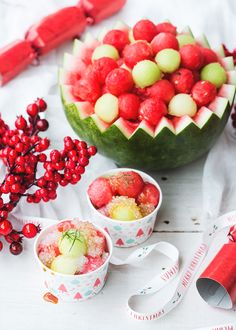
{"left": 60, "top": 19, "right": 236, "bottom": 170}
{"left": 34, "top": 219, "right": 112, "bottom": 302}
{"left": 87, "top": 169, "right": 162, "bottom": 247}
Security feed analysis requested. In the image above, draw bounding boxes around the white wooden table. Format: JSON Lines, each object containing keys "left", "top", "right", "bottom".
{"left": 1, "top": 0, "right": 236, "bottom": 329}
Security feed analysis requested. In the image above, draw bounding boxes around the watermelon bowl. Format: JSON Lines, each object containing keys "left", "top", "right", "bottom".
{"left": 34, "top": 219, "right": 113, "bottom": 302}
{"left": 86, "top": 168, "right": 162, "bottom": 247}
{"left": 59, "top": 20, "right": 236, "bottom": 170}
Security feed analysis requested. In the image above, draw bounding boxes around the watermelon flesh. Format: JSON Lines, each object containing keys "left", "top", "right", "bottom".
{"left": 60, "top": 22, "right": 236, "bottom": 170}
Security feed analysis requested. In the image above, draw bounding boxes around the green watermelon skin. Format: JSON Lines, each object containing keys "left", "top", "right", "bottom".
{"left": 62, "top": 93, "right": 232, "bottom": 170}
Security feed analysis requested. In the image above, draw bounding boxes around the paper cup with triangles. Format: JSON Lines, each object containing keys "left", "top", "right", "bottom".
{"left": 87, "top": 168, "right": 162, "bottom": 247}
{"left": 34, "top": 220, "right": 113, "bottom": 302}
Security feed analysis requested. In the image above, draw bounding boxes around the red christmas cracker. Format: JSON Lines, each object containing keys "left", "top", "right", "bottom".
{"left": 196, "top": 229, "right": 236, "bottom": 309}
{"left": 0, "top": 40, "right": 36, "bottom": 86}
{"left": 0, "top": 0, "right": 126, "bottom": 86}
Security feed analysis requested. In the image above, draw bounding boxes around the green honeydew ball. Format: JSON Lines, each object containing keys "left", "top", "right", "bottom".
{"left": 155, "top": 49, "right": 181, "bottom": 73}
{"left": 200, "top": 62, "right": 227, "bottom": 88}
{"left": 51, "top": 255, "right": 78, "bottom": 275}
{"left": 95, "top": 93, "right": 119, "bottom": 123}
{"left": 132, "top": 60, "right": 161, "bottom": 88}
{"left": 92, "top": 44, "right": 119, "bottom": 62}
{"left": 177, "top": 34, "right": 196, "bottom": 48}
{"left": 59, "top": 229, "right": 87, "bottom": 257}
{"left": 168, "top": 94, "right": 197, "bottom": 117}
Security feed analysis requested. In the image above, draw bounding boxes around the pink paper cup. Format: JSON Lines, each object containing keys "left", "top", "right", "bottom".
{"left": 34, "top": 220, "right": 113, "bottom": 302}
{"left": 87, "top": 168, "right": 162, "bottom": 248}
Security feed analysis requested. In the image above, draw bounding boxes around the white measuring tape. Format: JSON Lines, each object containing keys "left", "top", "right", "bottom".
{"left": 14, "top": 211, "right": 236, "bottom": 329}
{"left": 110, "top": 211, "right": 236, "bottom": 328}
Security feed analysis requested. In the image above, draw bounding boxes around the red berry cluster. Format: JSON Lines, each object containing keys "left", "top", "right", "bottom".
{"left": 0, "top": 98, "right": 97, "bottom": 255}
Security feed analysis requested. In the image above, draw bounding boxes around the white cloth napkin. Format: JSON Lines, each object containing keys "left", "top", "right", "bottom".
{"left": 203, "top": 121, "right": 236, "bottom": 221}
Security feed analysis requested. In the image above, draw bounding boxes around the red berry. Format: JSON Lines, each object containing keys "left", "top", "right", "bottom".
{"left": 191, "top": 80, "right": 217, "bottom": 107}
{"left": 156, "top": 22, "right": 177, "bottom": 35}
{"left": 60, "top": 179, "right": 69, "bottom": 187}
{"left": 0, "top": 211, "right": 8, "bottom": 219}
{"left": 170, "top": 68, "right": 195, "bottom": 94}
{"left": 11, "top": 183, "right": 21, "bottom": 194}
{"left": 151, "top": 32, "right": 179, "bottom": 54}
{"left": 123, "top": 41, "right": 153, "bottom": 68}
{"left": 200, "top": 48, "right": 218, "bottom": 65}
{"left": 109, "top": 171, "right": 144, "bottom": 198}
{"left": 27, "top": 103, "right": 39, "bottom": 117}
{"left": 92, "top": 57, "right": 118, "bottom": 84}
{"left": 88, "top": 177, "right": 113, "bottom": 208}
{"left": 22, "top": 223, "right": 39, "bottom": 238}
{"left": 44, "top": 171, "right": 54, "bottom": 181}
{"left": 15, "top": 116, "right": 27, "bottom": 130}
{"left": 38, "top": 153, "right": 47, "bottom": 162}
{"left": 36, "top": 138, "right": 50, "bottom": 151}
{"left": 0, "top": 241, "right": 3, "bottom": 251}
{"left": 75, "top": 140, "right": 87, "bottom": 150}
{"left": 75, "top": 165, "right": 85, "bottom": 174}
{"left": 118, "top": 93, "right": 140, "bottom": 120}
{"left": 73, "top": 76, "right": 101, "bottom": 102}
{"left": 1, "top": 184, "right": 10, "bottom": 194}
{"left": 0, "top": 198, "right": 3, "bottom": 208}
{"left": 79, "top": 156, "right": 89, "bottom": 166}
{"left": 147, "top": 80, "right": 175, "bottom": 104}
{"left": 105, "top": 68, "right": 134, "bottom": 96}
{"left": 35, "top": 98, "right": 47, "bottom": 111}
{"left": 50, "top": 150, "right": 61, "bottom": 163}
{"left": 36, "top": 119, "right": 49, "bottom": 132}
{"left": 137, "top": 182, "right": 160, "bottom": 207}
{"left": 10, "top": 242, "right": 23, "bottom": 255}
{"left": 5, "top": 231, "right": 21, "bottom": 243}
{"left": 133, "top": 19, "right": 157, "bottom": 42}
{"left": 180, "top": 45, "right": 204, "bottom": 70}
{"left": 87, "top": 146, "right": 97, "bottom": 156}
{"left": 103, "top": 29, "right": 129, "bottom": 52}
{"left": 139, "top": 98, "right": 167, "bottom": 126}
{"left": 0, "top": 220, "right": 12, "bottom": 236}
{"left": 15, "top": 142, "right": 24, "bottom": 152}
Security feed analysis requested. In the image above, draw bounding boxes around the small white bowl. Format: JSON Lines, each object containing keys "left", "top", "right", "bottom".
{"left": 86, "top": 168, "right": 162, "bottom": 247}
{"left": 34, "top": 219, "right": 113, "bottom": 302}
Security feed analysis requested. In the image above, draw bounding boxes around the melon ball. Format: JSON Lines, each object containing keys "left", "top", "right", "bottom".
{"left": 155, "top": 48, "right": 181, "bottom": 73}
{"left": 92, "top": 57, "right": 118, "bottom": 84}
{"left": 133, "top": 19, "right": 157, "bottom": 42}
{"left": 170, "top": 68, "right": 195, "bottom": 94}
{"left": 108, "top": 196, "right": 142, "bottom": 221}
{"left": 51, "top": 255, "right": 78, "bottom": 275}
{"left": 123, "top": 41, "right": 153, "bottom": 68}
{"left": 200, "top": 48, "right": 218, "bottom": 65}
{"left": 156, "top": 22, "right": 177, "bottom": 35}
{"left": 192, "top": 80, "right": 217, "bottom": 106}
{"left": 59, "top": 229, "right": 87, "bottom": 258}
{"left": 92, "top": 44, "right": 119, "bottom": 62}
{"left": 177, "top": 34, "right": 196, "bottom": 48}
{"left": 132, "top": 60, "right": 161, "bottom": 88}
{"left": 151, "top": 32, "right": 179, "bottom": 54}
{"left": 103, "top": 29, "right": 129, "bottom": 52}
{"left": 105, "top": 68, "right": 134, "bottom": 96}
{"left": 147, "top": 79, "right": 175, "bottom": 104}
{"left": 200, "top": 62, "right": 227, "bottom": 88}
{"left": 180, "top": 44, "right": 204, "bottom": 70}
{"left": 168, "top": 94, "right": 197, "bottom": 117}
{"left": 118, "top": 93, "right": 140, "bottom": 120}
{"left": 95, "top": 93, "right": 119, "bottom": 123}
{"left": 139, "top": 98, "right": 167, "bottom": 126}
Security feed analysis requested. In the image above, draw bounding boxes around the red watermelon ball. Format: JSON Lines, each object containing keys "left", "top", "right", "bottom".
{"left": 139, "top": 98, "right": 167, "bottom": 126}
{"left": 137, "top": 182, "right": 160, "bottom": 207}
{"left": 147, "top": 79, "right": 175, "bottom": 103}
{"left": 105, "top": 68, "right": 134, "bottom": 96}
{"left": 191, "top": 80, "right": 217, "bottom": 107}
{"left": 109, "top": 171, "right": 144, "bottom": 198}
{"left": 151, "top": 32, "right": 179, "bottom": 54}
{"left": 118, "top": 93, "right": 140, "bottom": 120}
{"left": 200, "top": 47, "right": 218, "bottom": 65}
{"left": 88, "top": 177, "right": 113, "bottom": 208}
{"left": 92, "top": 57, "right": 118, "bottom": 84}
{"left": 170, "top": 68, "right": 195, "bottom": 94}
{"left": 103, "top": 29, "right": 129, "bottom": 52}
{"left": 123, "top": 41, "right": 153, "bottom": 68}
{"left": 133, "top": 19, "right": 157, "bottom": 42}
{"left": 180, "top": 44, "right": 204, "bottom": 70}
{"left": 73, "top": 76, "right": 101, "bottom": 102}
{"left": 156, "top": 22, "right": 177, "bottom": 35}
